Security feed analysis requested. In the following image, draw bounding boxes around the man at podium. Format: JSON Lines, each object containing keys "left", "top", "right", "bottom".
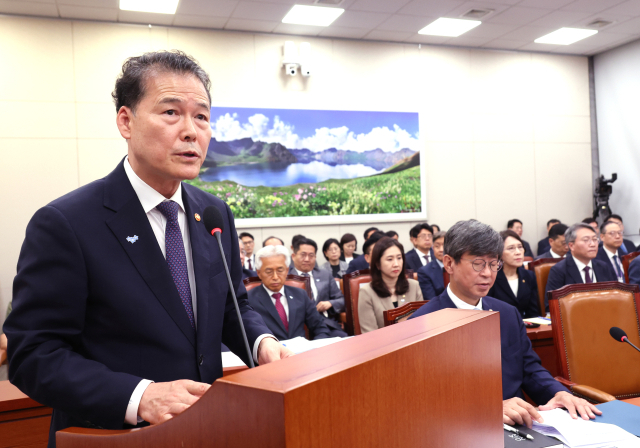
{"left": 3, "top": 51, "right": 291, "bottom": 447}
{"left": 410, "top": 220, "right": 600, "bottom": 428}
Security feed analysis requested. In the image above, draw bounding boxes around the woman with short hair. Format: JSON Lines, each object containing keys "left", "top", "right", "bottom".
{"left": 321, "top": 238, "right": 349, "bottom": 279}
{"left": 339, "top": 233, "right": 360, "bottom": 264}
{"left": 358, "top": 237, "right": 423, "bottom": 333}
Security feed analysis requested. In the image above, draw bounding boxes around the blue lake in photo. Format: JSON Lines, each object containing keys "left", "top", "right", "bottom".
{"left": 200, "top": 161, "right": 383, "bottom": 187}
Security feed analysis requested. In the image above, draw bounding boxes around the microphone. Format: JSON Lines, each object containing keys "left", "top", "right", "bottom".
{"left": 203, "top": 206, "right": 255, "bottom": 368}
{"left": 609, "top": 326, "right": 640, "bottom": 354}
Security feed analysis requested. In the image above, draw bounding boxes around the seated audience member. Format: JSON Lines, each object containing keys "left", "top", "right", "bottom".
{"left": 546, "top": 223, "right": 617, "bottom": 305}
{"left": 537, "top": 219, "right": 560, "bottom": 256}
{"left": 339, "top": 233, "right": 360, "bottom": 264}
{"left": 385, "top": 230, "right": 399, "bottom": 240}
{"left": 536, "top": 223, "right": 569, "bottom": 259}
{"left": 596, "top": 220, "right": 626, "bottom": 282}
{"left": 321, "top": 238, "right": 348, "bottom": 279}
{"left": 507, "top": 219, "right": 534, "bottom": 258}
{"left": 431, "top": 224, "right": 441, "bottom": 233}
{"left": 358, "top": 237, "right": 423, "bottom": 333}
{"left": 346, "top": 231, "right": 386, "bottom": 275}
{"left": 290, "top": 238, "right": 348, "bottom": 337}
{"left": 364, "top": 227, "right": 379, "bottom": 240}
{"left": 406, "top": 223, "right": 434, "bottom": 271}
{"left": 605, "top": 214, "right": 637, "bottom": 253}
{"left": 239, "top": 231, "right": 256, "bottom": 271}
{"left": 582, "top": 217, "right": 600, "bottom": 239}
{"left": 240, "top": 239, "right": 257, "bottom": 280}
{"left": 417, "top": 231, "right": 446, "bottom": 299}
{"left": 489, "top": 230, "right": 540, "bottom": 318}
{"left": 0, "top": 302, "right": 10, "bottom": 366}
{"left": 410, "top": 220, "right": 600, "bottom": 426}
{"left": 628, "top": 256, "right": 640, "bottom": 286}
{"left": 263, "top": 236, "right": 284, "bottom": 247}
{"left": 249, "top": 246, "right": 330, "bottom": 341}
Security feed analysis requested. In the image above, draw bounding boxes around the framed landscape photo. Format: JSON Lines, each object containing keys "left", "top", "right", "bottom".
{"left": 186, "top": 106, "right": 426, "bottom": 227}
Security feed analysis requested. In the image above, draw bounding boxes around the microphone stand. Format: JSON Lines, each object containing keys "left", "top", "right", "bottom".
{"left": 213, "top": 231, "right": 255, "bottom": 368}
{"left": 622, "top": 337, "right": 640, "bottom": 355}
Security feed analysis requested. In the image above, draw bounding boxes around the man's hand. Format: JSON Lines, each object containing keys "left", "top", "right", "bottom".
{"left": 0, "top": 334, "right": 7, "bottom": 365}
{"left": 316, "top": 301, "right": 332, "bottom": 312}
{"left": 503, "top": 397, "right": 543, "bottom": 428}
{"left": 258, "top": 337, "right": 294, "bottom": 365}
{"left": 539, "top": 391, "right": 601, "bottom": 420}
{"left": 138, "top": 380, "right": 210, "bottom": 424}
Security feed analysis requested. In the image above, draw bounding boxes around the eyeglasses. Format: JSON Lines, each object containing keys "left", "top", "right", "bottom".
{"left": 468, "top": 258, "right": 503, "bottom": 272}
{"left": 578, "top": 237, "right": 600, "bottom": 245}
{"left": 297, "top": 252, "right": 316, "bottom": 260}
{"left": 415, "top": 234, "right": 432, "bottom": 241}
{"left": 263, "top": 267, "right": 287, "bottom": 276}
{"left": 240, "top": 250, "right": 247, "bottom": 257}
{"left": 242, "top": 240, "right": 254, "bottom": 246}
{"left": 504, "top": 245, "right": 524, "bottom": 253}
{"left": 605, "top": 231, "right": 623, "bottom": 237}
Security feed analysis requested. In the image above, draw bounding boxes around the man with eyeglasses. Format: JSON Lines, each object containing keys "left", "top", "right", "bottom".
{"left": 289, "top": 237, "right": 347, "bottom": 338}
{"left": 240, "top": 238, "right": 257, "bottom": 280}
{"left": 410, "top": 220, "right": 601, "bottom": 428}
{"left": 405, "top": 223, "right": 435, "bottom": 272}
{"left": 546, "top": 223, "right": 617, "bottom": 306}
{"left": 595, "top": 221, "right": 626, "bottom": 283}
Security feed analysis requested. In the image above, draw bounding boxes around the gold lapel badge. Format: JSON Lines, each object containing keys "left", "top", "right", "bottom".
{"left": 194, "top": 213, "right": 201, "bottom": 222}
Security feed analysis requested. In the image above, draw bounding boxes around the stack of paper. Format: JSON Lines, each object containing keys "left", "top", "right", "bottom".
{"left": 532, "top": 409, "right": 640, "bottom": 447}
{"left": 524, "top": 317, "right": 553, "bottom": 326}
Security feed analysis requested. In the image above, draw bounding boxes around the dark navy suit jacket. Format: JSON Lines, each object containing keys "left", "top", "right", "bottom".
{"left": 546, "top": 253, "right": 618, "bottom": 294}
{"left": 409, "top": 290, "right": 567, "bottom": 404}
{"left": 488, "top": 268, "right": 540, "bottom": 318}
{"left": 242, "top": 267, "right": 257, "bottom": 280}
{"left": 537, "top": 238, "right": 551, "bottom": 258}
{"left": 345, "top": 254, "right": 370, "bottom": 275}
{"left": 622, "top": 239, "right": 637, "bottom": 254}
{"left": 522, "top": 240, "right": 534, "bottom": 258}
{"left": 595, "top": 246, "right": 625, "bottom": 281}
{"left": 3, "top": 161, "right": 272, "bottom": 446}
{"left": 248, "top": 285, "right": 330, "bottom": 340}
{"left": 405, "top": 248, "right": 435, "bottom": 273}
{"left": 417, "top": 260, "right": 444, "bottom": 300}
{"left": 288, "top": 266, "right": 345, "bottom": 332}
{"left": 629, "top": 256, "right": 640, "bottom": 286}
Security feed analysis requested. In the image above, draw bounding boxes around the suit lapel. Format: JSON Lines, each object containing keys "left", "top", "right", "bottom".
{"left": 258, "top": 287, "right": 287, "bottom": 334}
{"left": 494, "top": 270, "right": 516, "bottom": 302}
{"left": 104, "top": 166, "right": 196, "bottom": 347}
{"left": 182, "top": 187, "right": 211, "bottom": 350}
{"left": 283, "top": 286, "right": 297, "bottom": 336}
{"left": 430, "top": 263, "right": 444, "bottom": 290}
{"left": 566, "top": 255, "right": 585, "bottom": 284}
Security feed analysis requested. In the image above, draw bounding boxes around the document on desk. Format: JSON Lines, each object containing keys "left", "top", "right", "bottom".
{"left": 532, "top": 409, "right": 640, "bottom": 447}
{"left": 279, "top": 336, "right": 347, "bottom": 354}
{"left": 524, "top": 317, "right": 553, "bottom": 326}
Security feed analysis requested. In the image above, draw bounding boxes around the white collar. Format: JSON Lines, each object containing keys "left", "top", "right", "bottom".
{"left": 295, "top": 268, "right": 313, "bottom": 277}
{"left": 603, "top": 246, "right": 618, "bottom": 259}
{"left": 572, "top": 256, "right": 593, "bottom": 272}
{"left": 124, "top": 156, "right": 185, "bottom": 214}
{"left": 415, "top": 248, "right": 429, "bottom": 258}
{"left": 263, "top": 284, "right": 285, "bottom": 297}
{"left": 447, "top": 284, "right": 483, "bottom": 310}
{"left": 549, "top": 249, "right": 562, "bottom": 258}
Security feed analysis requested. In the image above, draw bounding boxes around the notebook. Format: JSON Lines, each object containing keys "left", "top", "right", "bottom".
{"left": 504, "top": 424, "right": 563, "bottom": 448}
{"left": 595, "top": 400, "right": 640, "bottom": 437}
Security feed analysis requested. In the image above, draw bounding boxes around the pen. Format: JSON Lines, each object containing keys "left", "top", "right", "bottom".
{"left": 504, "top": 424, "right": 534, "bottom": 440}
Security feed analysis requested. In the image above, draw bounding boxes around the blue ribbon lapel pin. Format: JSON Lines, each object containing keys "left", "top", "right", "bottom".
{"left": 126, "top": 235, "right": 139, "bottom": 244}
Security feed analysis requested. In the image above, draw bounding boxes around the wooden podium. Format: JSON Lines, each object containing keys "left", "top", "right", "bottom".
{"left": 54, "top": 308, "right": 503, "bottom": 448}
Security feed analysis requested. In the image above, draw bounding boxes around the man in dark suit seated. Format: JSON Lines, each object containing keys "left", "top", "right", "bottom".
{"left": 546, "top": 223, "right": 618, "bottom": 306}
{"left": 249, "top": 246, "right": 330, "bottom": 340}
{"left": 605, "top": 214, "right": 637, "bottom": 254}
{"left": 410, "top": 220, "right": 600, "bottom": 428}
{"left": 507, "top": 219, "right": 534, "bottom": 258}
{"left": 417, "top": 231, "right": 446, "bottom": 299}
{"left": 3, "top": 51, "right": 291, "bottom": 446}
{"left": 595, "top": 221, "right": 626, "bottom": 283}
{"left": 405, "top": 223, "right": 434, "bottom": 272}
{"left": 240, "top": 239, "right": 257, "bottom": 280}
{"left": 345, "top": 231, "right": 385, "bottom": 275}
{"left": 536, "top": 219, "right": 560, "bottom": 256}
{"left": 536, "top": 223, "right": 568, "bottom": 260}
{"left": 289, "top": 237, "right": 347, "bottom": 338}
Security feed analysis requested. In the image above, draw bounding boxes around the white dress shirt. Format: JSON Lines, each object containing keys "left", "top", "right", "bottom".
{"left": 448, "top": 285, "right": 483, "bottom": 310}
{"left": 345, "top": 256, "right": 353, "bottom": 264}
{"left": 123, "top": 157, "right": 272, "bottom": 425}
{"left": 604, "top": 246, "right": 624, "bottom": 281}
{"left": 573, "top": 257, "right": 597, "bottom": 283}
{"left": 549, "top": 249, "right": 562, "bottom": 258}
{"left": 508, "top": 278, "right": 519, "bottom": 297}
{"left": 416, "top": 248, "right": 431, "bottom": 265}
{"left": 295, "top": 268, "right": 326, "bottom": 317}
{"left": 264, "top": 285, "right": 289, "bottom": 319}
{"left": 244, "top": 254, "right": 255, "bottom": 271}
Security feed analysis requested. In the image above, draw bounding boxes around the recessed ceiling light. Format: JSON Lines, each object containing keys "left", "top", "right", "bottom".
{"left": 534, "top": 27, "right": 598, "bottom": 45}
{"left": 419, "top": 18, "right": 481, "bottom": 37}
{"left": 282, "top": 5, "right": 344, "bottom": 27}
{"left": 119, "top": 0, "right": 179, "bottom": 15}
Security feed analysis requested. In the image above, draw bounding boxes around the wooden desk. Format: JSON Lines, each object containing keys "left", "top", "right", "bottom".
{"left": 527, "top": 324, "right": 559, "bottom": 378}
{"left": 623, "top": 397, "right": 640, "bottom": 406}
{"left": 0, "top": 380, "right": 52, "bottom": 448}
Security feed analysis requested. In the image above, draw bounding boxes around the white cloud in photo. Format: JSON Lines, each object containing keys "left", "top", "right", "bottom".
{"left": 211, "top": 113, "right": 419, "bottom": 153}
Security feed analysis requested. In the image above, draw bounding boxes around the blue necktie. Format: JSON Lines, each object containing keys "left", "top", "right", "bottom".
{"left": 613, "top": 254, "right": 625, "bottom": 281}
{"left": 156, "top": 201, "right": 195, "bottom": 328}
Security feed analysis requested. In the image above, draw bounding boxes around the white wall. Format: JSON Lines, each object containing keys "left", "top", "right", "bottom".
{"left": 594, "top": 38, "right": 640, "bottom": 243}
{"left": 0, "top": 15, "right": 594, "bottom": 326}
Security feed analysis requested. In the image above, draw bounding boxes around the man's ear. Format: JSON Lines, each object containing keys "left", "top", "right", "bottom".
{"left": 116, "top": 106, "right": 134, "bottom": 140}
{"left": 442, "top": 254, "right": 454, "bottom": 274}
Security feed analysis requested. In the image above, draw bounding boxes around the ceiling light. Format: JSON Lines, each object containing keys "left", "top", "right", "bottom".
{"left": 119, "top": 0, "right": 179, "bottom": 14}
{"left": 282, "top": 5, "right": 344, "bottom": 27}
{"left": 534, "top": 27, "right": 598, "bottom": 45}
{"left": 419, "top": 18, "right": 481, "bottom": 37}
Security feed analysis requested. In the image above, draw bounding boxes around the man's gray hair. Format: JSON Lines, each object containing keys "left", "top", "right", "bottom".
{"left": 444, "top": 220, "right": 503, "bottom": 263}
{"left": 433, "top": 231, "right": 446, "bottom": 242}
{"left": 565, "top": 223, "right": 596, "bottom": 244}
{"left": 254, "top": 245, "right": 290, "bottom": 271}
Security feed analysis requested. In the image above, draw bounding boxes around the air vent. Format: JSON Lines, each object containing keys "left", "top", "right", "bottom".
{"left": 586, "top": 19, "right": 613, "bottom": 29}
{"left": 314, "top": 0, "right": 344, "bottom": 5}
{"left": 461, "top": 8, "right": 494, "bottom": 19}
